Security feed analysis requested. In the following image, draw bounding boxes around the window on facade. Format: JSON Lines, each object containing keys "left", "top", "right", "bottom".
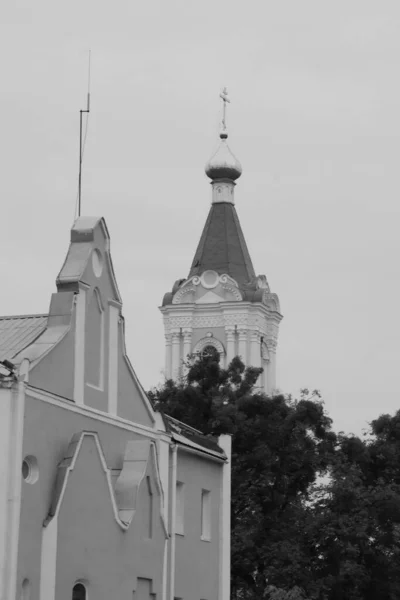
{"left": 72, "top": 583, "right": 86, "bottom": 600}
{"left": 20, "top": 579, "right": 31, "bottom": 600}
{"left": 176, "top": 481, "right": 185, "bottom": 535}
{"left": 201, "top": 345, "right": 218, "bottom": 360}
{"left": 201, "top": 489, "right": 211, "bottom": 541}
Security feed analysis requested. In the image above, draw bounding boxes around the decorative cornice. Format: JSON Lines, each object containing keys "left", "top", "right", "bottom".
{"left": 171, "top": 272, "right": 242, "bottom": 305}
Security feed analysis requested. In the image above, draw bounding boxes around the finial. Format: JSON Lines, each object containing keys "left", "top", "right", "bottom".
{"left": 204, "top": 87, "right": 242, "bottom": 190}
{"left": 219, "top": 87, "right": 230, "bottom": 139}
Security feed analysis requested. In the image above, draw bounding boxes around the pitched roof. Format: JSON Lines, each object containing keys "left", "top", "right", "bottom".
{"left": 0, "top": 314, "right": 48, "bottom": 361}
{"left": 188, "top": 202, "right": 256, "bottom": 286}
{"left": 162, "top": 414, "right": 226, "bottom": 458}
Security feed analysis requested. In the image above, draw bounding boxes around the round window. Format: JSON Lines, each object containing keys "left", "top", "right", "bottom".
{"left": 201, "top": 270, "right": 219, "bottom": 289}
{"left": 92, "top": 248, "right": 103, "bottom": 278}
{"left": 22, "top": 456, "right": 39, "bottom": 484}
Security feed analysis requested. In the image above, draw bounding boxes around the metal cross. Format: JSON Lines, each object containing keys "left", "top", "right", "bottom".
{"left": 219, "top": 87, "right": 230, "bottom": 131}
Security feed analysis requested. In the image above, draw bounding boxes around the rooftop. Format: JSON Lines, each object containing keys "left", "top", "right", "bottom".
{"left": 0, "top": 314, "right": 48, "bottom": 362}
{"left": 188, "top": 202, "right": 256, "bottom": 287}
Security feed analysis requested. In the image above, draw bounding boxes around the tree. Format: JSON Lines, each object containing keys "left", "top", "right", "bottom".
{"left": 149, "top": 351, "right": 336, "bottom": 599}
{"left": 150, "top": 352, "right": 400, "bottom": 599}
{"left": 306, "top": 415, "right": 400, "bottom": 600}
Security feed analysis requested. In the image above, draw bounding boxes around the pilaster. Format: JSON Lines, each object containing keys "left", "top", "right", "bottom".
{"left": 73, "top": 285, "right": 88, "bottom": 405}
{"left": 218, "top": 434, "right": 232, "bottom": 600}
{"left": 171, "top": 331, "right": 181, "bottom": 380}
{"left": 108, "top": 304, "right": 119, "bottom": 415}
{"left": 225, "top": 327, "right": 236, "bottom": 367}
{"left": 265, "top": 338, "right": 278, "bottom": 394}
{"left": 237, "top": 328, "right": 247, "bottom": 363}
{"left": 250, "top": 331, "right": 261, "bottom": 369}
{"left": 182, "top": 329, "right": 192, "bottom": 375}
{"left": 164, "top": 334, "right": 172, "bottom": 379}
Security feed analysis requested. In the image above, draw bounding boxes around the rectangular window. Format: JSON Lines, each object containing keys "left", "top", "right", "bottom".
{"left": 201, "top": 489, "right": 211, "bottom": 541}
{"left": 176, "top": 481, "right": 185, "bottom": 535}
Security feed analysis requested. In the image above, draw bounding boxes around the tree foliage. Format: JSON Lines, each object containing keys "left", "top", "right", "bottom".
{"left": 149, "top": 351, "right": 400, "bottom": 599}
{"left": 149, "top": 351, "right": 334, "bottom": 598}
{"left": 306, "top": 415, "right": 400, "bottom": 599}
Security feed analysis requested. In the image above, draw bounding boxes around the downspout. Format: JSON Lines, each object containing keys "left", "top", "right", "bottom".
{"left": 4, "top": 359, "right": 29, "bottom": 600}
{"left": 169, "top": 443, "right": 177, "bottom": 600}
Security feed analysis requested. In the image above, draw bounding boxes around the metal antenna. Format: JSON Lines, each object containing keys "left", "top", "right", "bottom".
{"left": 78, "top": 50, "right": 91, "bottom": 218}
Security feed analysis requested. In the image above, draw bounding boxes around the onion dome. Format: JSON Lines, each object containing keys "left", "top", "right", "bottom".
{"left": 205, "top": 130, "right": 242, "bottom": 181}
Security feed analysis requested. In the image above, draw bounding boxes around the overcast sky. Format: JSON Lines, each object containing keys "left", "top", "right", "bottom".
{"left": 1, "top": 1, "right": 399, "bottom": 436}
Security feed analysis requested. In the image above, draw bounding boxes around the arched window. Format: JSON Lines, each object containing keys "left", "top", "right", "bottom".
{"left": 201, "top": 345, "right": 219, "bottom": 359}
{"left": 72, "top": 583, "right": 86, "bottom": 600}
{"left": 20, "top": 579, "right": 31, "bottom": 600}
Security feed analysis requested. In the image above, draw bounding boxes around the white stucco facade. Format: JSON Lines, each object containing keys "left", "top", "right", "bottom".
{"left": 161, "top": 270, "right": 282, "bottom": 394}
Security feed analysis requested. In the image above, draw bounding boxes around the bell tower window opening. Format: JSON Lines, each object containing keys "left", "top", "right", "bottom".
{"left": 201, "top": 345, "right": 219, "bottom": 359}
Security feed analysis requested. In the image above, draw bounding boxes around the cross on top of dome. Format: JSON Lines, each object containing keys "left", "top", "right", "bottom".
{"left": 205, "top": 88, "right": 242, "bottom": 182}
{"left": 219, "top": 87, "right": 230, "bottom": 139}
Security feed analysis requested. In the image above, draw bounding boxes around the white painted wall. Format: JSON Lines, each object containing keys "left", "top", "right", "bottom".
{"left": 218, "top": 435, "right": 232, "bottom": 600}
{"left": 0, "top": 385, "right": 12, "bottom": 597}
{"left": 0, "top": 360, "right": 29, "bottom": 600}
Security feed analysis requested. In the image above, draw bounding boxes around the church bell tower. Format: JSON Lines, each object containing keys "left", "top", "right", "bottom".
{"left": 160, "top": 89, "right": 282, "bottom": 394}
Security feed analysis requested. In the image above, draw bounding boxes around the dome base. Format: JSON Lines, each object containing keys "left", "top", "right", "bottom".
{"left": 211, "top": 179, "right": 236, "bottom": 204}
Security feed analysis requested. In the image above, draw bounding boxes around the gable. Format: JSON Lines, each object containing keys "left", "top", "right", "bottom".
{"left": 56, "top": 216, "right": 121, "bottom": 304}
{"left": 14, "top": 216, "right": 155, "bottom": 427}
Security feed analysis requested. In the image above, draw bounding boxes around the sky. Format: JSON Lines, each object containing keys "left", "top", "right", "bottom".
{"left": 1, "top": 0, "right": 399, "bottom": 437}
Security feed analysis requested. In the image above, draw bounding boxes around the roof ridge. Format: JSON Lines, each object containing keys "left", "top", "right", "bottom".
{"left": 0, "top": 313, "right": 48, "bottom": 321}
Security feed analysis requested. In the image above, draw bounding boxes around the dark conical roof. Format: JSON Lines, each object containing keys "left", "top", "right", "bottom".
{"left": 188, "top": 202, "right": 256, "bottom": 286}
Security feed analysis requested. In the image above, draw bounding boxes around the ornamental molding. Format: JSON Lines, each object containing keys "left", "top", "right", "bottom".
{"left": 224, "top": 314, "right": 248, "bottom": 327}
{"left": 163, "top": 309, "right": 281, "bottom": 339}
{"left": 172, "top": 271, "right": 241, "bottom": 304}
{"left": 265, "top": 338, "right": 278, "bottom": 352}
{"left": 262, "top": 291, "right": 281, "bottom": 312}
{"left": 167, "top": 316, "right": 193, "bottom": 329}
{"left": 221, "top": 282, "right": 242, "bottom": 301}
{"left": 256, "top": 275, "right": 270, "bottom": 291}
{"left": 172, "top": 286, "right": 196, "bottom": 304}
{"left": 193, "top": 337, "right": 225, "bottom": 356}
{"left": 193, "top": 315, "right": 224, "bottom": 328}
